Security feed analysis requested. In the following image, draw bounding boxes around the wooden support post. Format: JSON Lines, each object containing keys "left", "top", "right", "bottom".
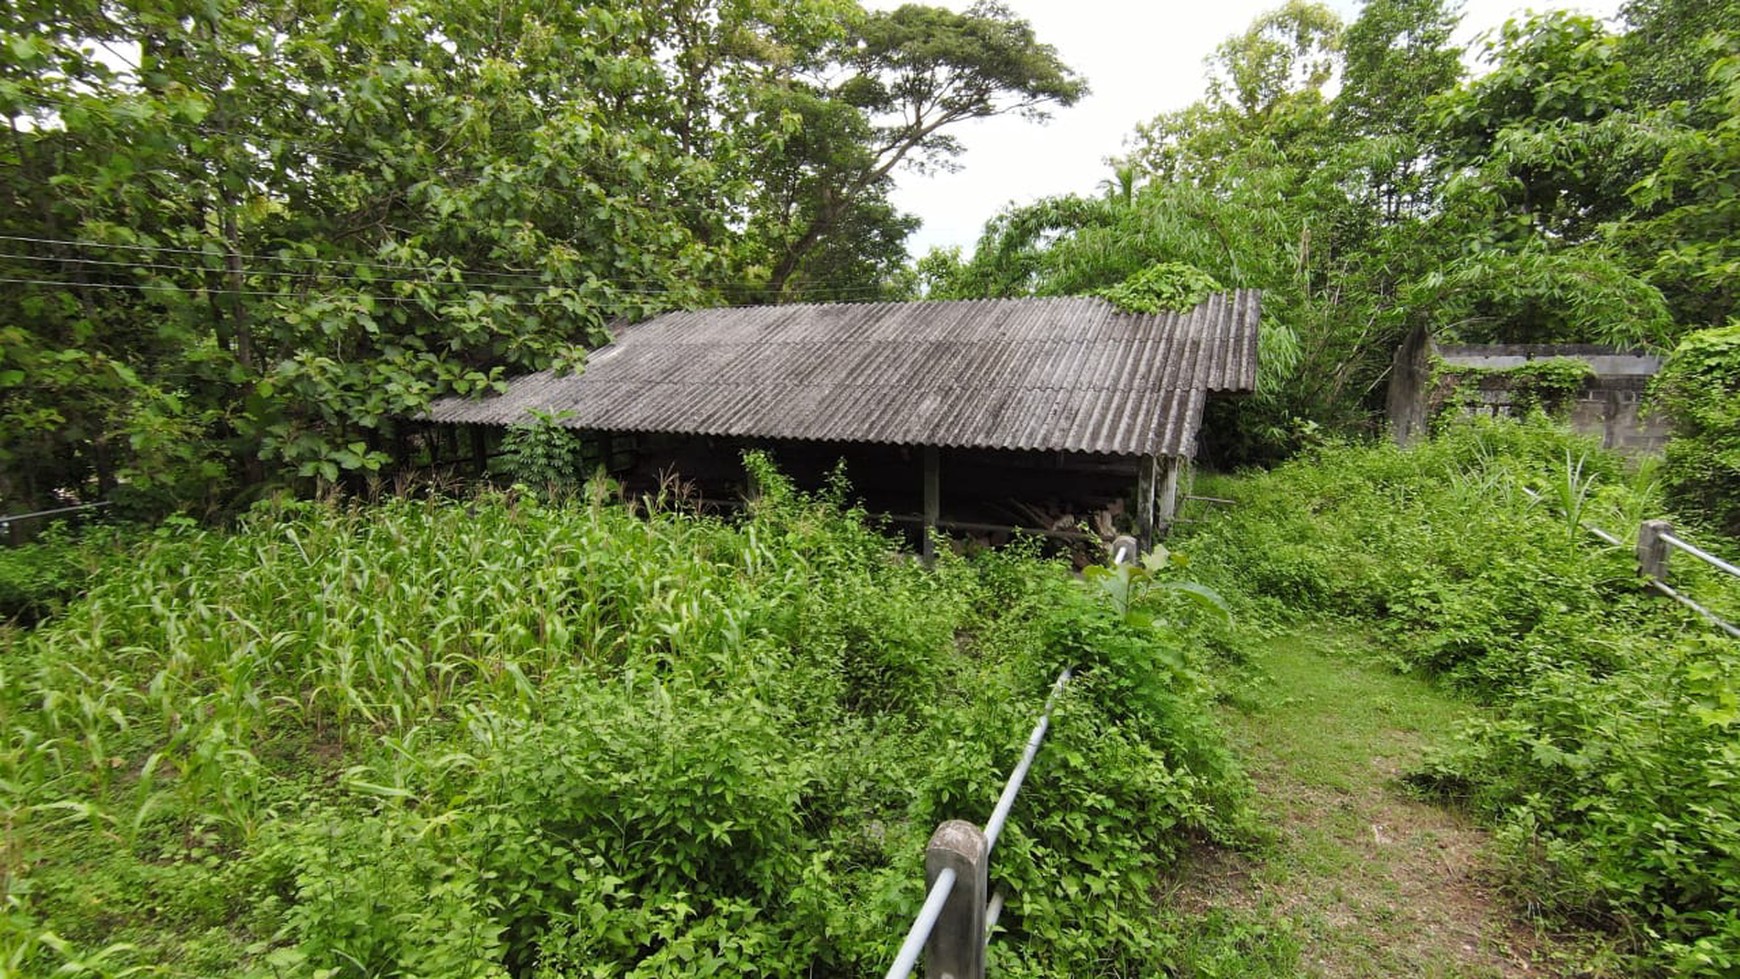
{"left": 1135, "top": 454, "right": 1157, "bottom": 546}
{"left": 1156, "top": 458, "right": 1180, "bottom": 532}
{"left": 924, "top": 820, "right": 988, "bottom": 979}
{"left": 470, "top": 425, "right": 488, "bottom": 476}
{"left": 922, "top": 446, "right": 940, "bottom": 562}
{"left": 1638, "top": 519, "right": 1672, "bottom": 582}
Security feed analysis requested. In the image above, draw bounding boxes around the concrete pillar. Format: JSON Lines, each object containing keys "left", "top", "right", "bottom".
{"left": 1110, "top": 535, "right": 1140, "bottom": 566}
{"left": 924, "top": 820, "right": 988, "bottom": 979}
{"left": 1156, "top": 458, "right": 1180, "bottom": 532}
{"left": 1638, "top": 519, "right": 1672, "bottom": 581}
{"left": 1386, "top": 324, "right": 1433, "bottom": 446}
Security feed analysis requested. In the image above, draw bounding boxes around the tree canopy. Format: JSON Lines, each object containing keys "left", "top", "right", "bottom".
{"left": 0, "top": 0, "right": 1080, "bottom": 512}
{"left": 925, "top": 0, "right": 1740, "bottom": 470}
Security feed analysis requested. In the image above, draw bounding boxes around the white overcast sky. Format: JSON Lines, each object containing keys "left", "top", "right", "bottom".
{"left": 862, "top": 0, "right": 1622, "bottom": 256}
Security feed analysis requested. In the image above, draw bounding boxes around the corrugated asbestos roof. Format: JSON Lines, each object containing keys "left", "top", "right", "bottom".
{"left": 425, "top": 291, "right": 1261, "bottom": 458}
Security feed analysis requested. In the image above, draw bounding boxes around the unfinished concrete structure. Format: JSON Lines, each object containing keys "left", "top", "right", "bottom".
{"left": 424, "top": 293, "right": 1261, "bottom": 547}
{"left": 1388, "top": 327, "right": 1669, "bottom": 455}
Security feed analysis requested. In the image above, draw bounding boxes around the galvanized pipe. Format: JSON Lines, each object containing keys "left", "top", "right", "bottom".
{"left": 1650, "top": 579, "right": 1740, "bottom": 639}
{"left": 883, "top": 867, "right": 957, "bottom": 979}
{"left": 983, "top": 667, "right": 1072, "bottom": 854}
{"left": 0, "top": 501, "right": 112, "bottom": 523}
{"left": 1661, "top": 533, "right": 1740, "bottom": 580}
{"left": 984, "top": 888, "right": 1006, "bottom": 940}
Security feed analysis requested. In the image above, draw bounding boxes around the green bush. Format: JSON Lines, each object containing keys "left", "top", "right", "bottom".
{"left": 1174, "top": 415, "right": 1740, "bottom": 974}
{"left": 0, "top": 457, "right": 1251, "bottom": 976}
{"left": 1655, "top": 322, "right": 1740, "bottom": 538}
{"left": 0, "top": 522, "right": 134, "bottom": 626}
{"left": 1097, "top": 262, "right": 1224, "bottom": 314}
{"left": 499, "top": 408, "right": 588, "bottom": 498}
{"left": 1179, "top": 416, "right": 1642, "bottom": 691}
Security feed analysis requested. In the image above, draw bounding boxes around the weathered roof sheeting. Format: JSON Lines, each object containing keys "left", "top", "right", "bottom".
{"left": 425, "top": 291, "right": 1261, "bottom": 458}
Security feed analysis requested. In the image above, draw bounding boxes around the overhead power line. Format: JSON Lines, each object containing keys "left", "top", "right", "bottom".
{"left": 0, "top": 274, "right": 593, "bottom": 307}
{"left": 0, "top": 234, "right": 908, "bottom": 300}
{"left": 0, "top": 269, "right": 909, "bottom": 306}
{"left": 0, "top": 250, "right": 658, "bottom": 298}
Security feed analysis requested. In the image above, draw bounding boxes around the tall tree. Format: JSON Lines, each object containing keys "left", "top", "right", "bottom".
{"left": 1129, "top": 1, "right": 1342, "bottom": 183}
{"left": 1620, "top": 0, "right": 1740, "bottom": 109}
{"left": 0, "top": 0, "right": 811, "bottom": 508}
{"left": 1334, "top": 0, "right": 1464, "bottom": 222}
{"left": 752, "top": 0, "right": 1085, "bottom": 298}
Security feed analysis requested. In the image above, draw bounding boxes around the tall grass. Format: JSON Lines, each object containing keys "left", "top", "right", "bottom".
{"left": 1175, "top": 417, "right": 1740, "bottom": 975}
{"left": 0, "top": 458, "right": 1250, "bottom": 976}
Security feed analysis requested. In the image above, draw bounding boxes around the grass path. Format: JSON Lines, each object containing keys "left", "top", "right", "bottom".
{"left": 1166, "top": 629, "right": 1594, "bottom": 977}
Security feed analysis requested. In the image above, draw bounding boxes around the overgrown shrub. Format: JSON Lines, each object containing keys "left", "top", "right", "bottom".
{"left": 1655, "top": 322, "right": 1740, "bottom": 537}
{"left": 499, "top": 408, "right": 588, "bottom": 498}
{"left": 1174, "top": 415, "right": 1740, "bottom": 974}
{"left": 0, "top": 456, "right": 1251, "bottom": 976}
{"left": 1097, "top": 262, "right": 1224, "bottom": 314}
{"left": 1180, "top": 416, "right": 1643, "bottom": 691}
{"left": 0, "top": 522, "right": 134, "bottom": 626}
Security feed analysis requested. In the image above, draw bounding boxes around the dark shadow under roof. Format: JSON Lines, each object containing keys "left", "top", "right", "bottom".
{"left": 425, "top": 291, "right": 1261, "bottom": 458}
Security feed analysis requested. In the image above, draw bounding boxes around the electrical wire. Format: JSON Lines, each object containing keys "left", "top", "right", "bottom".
{"left": 5, "top": 92, "right": 922, "bottom": 300}
{"left": 0, "top": 275, "right": 626, "bottom": 308}
{"left": 0, "top": 235, "right": 911, "bottom": 300}
{"left": 0, "top": 249, "right": 665, "bottom": 297}
{"left": 0, "top": 270, "right": 906, "bottom": 307}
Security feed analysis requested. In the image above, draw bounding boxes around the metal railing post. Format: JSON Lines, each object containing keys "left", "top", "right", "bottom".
{"left": 923, "top": 820, "right": 988, "bottom": 979}
{"left": 1637, "top": 519, "right": 1672, "bottom": 582}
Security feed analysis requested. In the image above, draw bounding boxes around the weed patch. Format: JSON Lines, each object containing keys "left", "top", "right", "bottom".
{"left": 1175, "top": 417, "right": 1740, "bottom": 974}
{"left": 0, "top": 460, "right": 1250, "bottom": 976}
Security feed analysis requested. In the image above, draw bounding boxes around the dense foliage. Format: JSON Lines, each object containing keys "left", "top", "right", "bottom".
{"left": 923, "top": 0, "right": 1740, "bottom": 467}
{"left": 0, "top": 0, "right": 1080, "bottom": 513}
{"left": 0, "top": 521, "right": 134, "bottom": 627}
{"left": 0, "top": 460, "right": 1251, "bottom": 976}
{"left": 1654, "top": 323, "right": 1740, "bottom": 536}
{"left": 1174, "top": 417, "right": 1740, "bottom": 974}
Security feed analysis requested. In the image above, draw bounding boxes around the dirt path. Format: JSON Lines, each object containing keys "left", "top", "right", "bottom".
{"left": 1166, "top": 630, "right": 1591, "bottom": 977}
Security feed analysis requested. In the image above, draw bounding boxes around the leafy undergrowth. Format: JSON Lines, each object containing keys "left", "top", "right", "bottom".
{"left": 1171, "top": 628, "right": 1618, "bottom": 978}
{"left": 1173, "top": 417, "right": 1740, "bottom": 976}
{"left": 0, "top": 522, "right": 139, "bottom": 627}
{"left": 0, "top": 457, "right": 1252, "bottom": 977}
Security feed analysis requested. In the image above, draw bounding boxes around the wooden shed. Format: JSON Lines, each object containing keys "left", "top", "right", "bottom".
{"left": 423, "top": 292, "right": 1262, "bottom": 547}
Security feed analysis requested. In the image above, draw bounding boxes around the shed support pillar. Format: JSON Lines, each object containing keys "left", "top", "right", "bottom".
{"left": 470, "top": 425, "right": 488, "bottom": 476}
{"left": 922, "top": 447, "right": 940, "bottom": 562}
{"left": 1157, "top": 458, "right": 1180, "bottom": 532}
{"left": 1136, "top": 454, "right": 1157, "bottom": 547}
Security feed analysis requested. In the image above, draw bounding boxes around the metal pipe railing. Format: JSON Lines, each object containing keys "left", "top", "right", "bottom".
{"left": 983, "top": 668, "right": 1072, "bottom": 854}
{"left": 0, "top": 501, "right": 113, "bottom": 546}
{"left": 983, "top": 889, "right": 1006, "bottom": 938}
{"left": 1520, "top": 487, "right": 1736, "bottom": 638}
{"left": 1649, "top": 579, "right": 1740, "bottom": 640}
{"left": 886, "top": 537, "right": 1145, "bottom": 977}
{"left": 1661, "top": 532, "right": 1740, "bottom": 580}
{"left": 884, "top": 666, "right": 1074, "bottom": 979}
{"left": 883, "top": 867, "right": 958, "bottom": 979}
{"left": 0, "top": 502, "right": 112, "bottom": 523}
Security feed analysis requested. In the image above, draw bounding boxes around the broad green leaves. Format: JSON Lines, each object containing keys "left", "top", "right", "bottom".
{"left": 1, "top": 0, "right": 1086, "bottom": 510}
